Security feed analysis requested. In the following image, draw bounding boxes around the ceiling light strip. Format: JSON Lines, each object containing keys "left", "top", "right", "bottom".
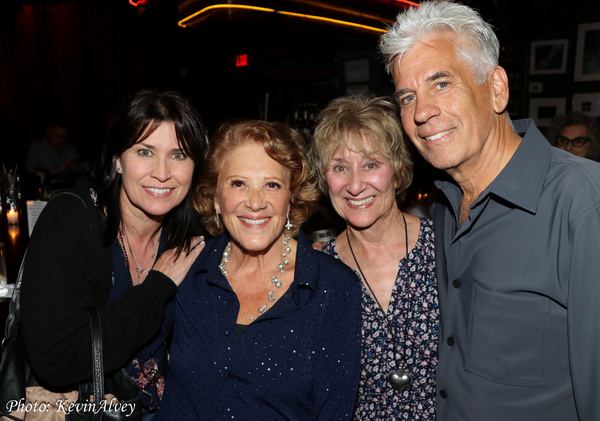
{"left": 178, "top": 4, "right": 387, "bottom": 33}
{"left": 394, "top": 0, "right": 420, "bottom": 7}
{"left": 277, "top": 10, "right": 387, "bottom": 33}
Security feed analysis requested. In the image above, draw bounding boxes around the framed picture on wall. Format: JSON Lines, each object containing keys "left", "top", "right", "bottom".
{"left": 572, "top": 93, "right": 600, "bottom": 117}
{"left": 574, "top": 22, "right": 600, "bottom": 81}
{"left": 528, "top": 97, "right": 566, "bottom": 127}
{"left": 528, "top": 82, "right": 544, "bottom": 94}
{"left": 530, "top": 39, "right": 568, "bottom": 74}
{"left": 344, "top": 58, "right": 370, "bottom": 84}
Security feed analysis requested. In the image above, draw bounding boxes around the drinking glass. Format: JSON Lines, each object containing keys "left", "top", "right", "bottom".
{"left": 0, "top": 242, "right": 8, "bottom": 295}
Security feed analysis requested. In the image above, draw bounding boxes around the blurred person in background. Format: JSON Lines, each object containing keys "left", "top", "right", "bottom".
{"left": 26, "top": 118, "right": 89, "bottom": 183}
{"left": 547, "top": 111, "right": 600, "bottom": 160}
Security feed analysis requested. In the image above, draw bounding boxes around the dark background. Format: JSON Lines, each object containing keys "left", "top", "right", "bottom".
{"left": 1, "top": 0, "right": 599, "bottom": 182}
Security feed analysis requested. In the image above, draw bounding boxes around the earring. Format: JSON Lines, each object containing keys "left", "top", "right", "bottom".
{"left": 285, "top": 212, "right": 292, "bottom": 231}
{"left": 216, "top": 210, "right": 220, "bottom": 229}
{"left": 116, "top": 167, "right": 121, "bottom": 173}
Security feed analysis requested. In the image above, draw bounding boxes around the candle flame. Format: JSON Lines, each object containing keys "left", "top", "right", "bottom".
{"left": 8, "top": 225, "right": 19, "bottom": 244}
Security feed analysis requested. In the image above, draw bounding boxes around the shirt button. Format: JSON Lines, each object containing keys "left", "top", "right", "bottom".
{"left": 440, "top": 389, "right": 448, "bottom": 399}
{"left": 452, "top": 279, "right": 462, "bottom": 288}
{"left": 447, "top": 336, "right": 455, "bottom": 346}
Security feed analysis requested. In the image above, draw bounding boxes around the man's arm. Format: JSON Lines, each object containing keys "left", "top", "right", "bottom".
{"left": 567, "top": 206, "right": 600, "bottom": 420}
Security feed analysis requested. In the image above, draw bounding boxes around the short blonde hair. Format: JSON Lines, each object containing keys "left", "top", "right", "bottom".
{"left": 308, "top": 95, "right": 413, "bottom": 197}
{"left": 196, "top": 119, "right": 319, "bottom": 237}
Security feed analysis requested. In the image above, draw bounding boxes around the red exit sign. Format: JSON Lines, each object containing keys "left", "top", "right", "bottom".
{"left": 235, "top": 54, "right": 248, "bottom": 67}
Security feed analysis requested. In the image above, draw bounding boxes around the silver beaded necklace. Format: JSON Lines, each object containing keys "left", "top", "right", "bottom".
{"left": 219, "top": 234, "right": 292, "bottom": 321}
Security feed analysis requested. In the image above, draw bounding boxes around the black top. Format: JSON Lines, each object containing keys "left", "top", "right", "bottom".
{"left": 20, "top": 178, "right": 177, "bottom": 387}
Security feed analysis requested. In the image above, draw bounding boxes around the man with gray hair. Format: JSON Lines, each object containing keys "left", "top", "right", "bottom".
{"left": 380, "top": 1, "right": 600, "bottom": 420}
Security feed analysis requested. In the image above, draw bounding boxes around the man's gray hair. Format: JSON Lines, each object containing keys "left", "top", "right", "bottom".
{"left": 379, "top": 1, "right": 500, "bottom": 84}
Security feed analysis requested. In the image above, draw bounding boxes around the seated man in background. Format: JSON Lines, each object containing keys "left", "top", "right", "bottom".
{"left": 26, "top": 118, "right": 88, "bottom": 184}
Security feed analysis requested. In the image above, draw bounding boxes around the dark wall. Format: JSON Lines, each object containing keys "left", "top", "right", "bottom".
{"left": 0, "top": 1, "right": 148, "bottom": 171}
{"left": 1, "top": 0, "right": 599, "bottom": 174}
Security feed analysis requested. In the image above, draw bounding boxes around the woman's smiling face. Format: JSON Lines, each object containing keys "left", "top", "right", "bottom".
{"left": 214, "top": 142, "right": 291, "bottom": 253}
{"left": 117, "top": 122, "right": 194, "bottom": 222}
{"left": 325, "top": 137, "right": 399, "bottom": 230}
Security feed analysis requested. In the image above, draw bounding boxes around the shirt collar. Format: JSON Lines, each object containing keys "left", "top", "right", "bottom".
{"left": 195, "top": 229, "right": 318, "bottom": 295}
{"left": 436, "top": 118, "right": 551, "bottom": 215}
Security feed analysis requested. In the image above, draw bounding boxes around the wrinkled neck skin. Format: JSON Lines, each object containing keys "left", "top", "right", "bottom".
{"left": 450, "top": 115, "right": 522, "bottom": 205}
{"left": 226, "top": 233, "right": 294, "bottom": 276}
{"left": 345, "top": 204, "right": 405, "bottom": 250}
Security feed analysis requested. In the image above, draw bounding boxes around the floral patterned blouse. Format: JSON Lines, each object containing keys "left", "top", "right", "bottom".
{"left": 321, "top": 218, "right": 439, "bottom": 420}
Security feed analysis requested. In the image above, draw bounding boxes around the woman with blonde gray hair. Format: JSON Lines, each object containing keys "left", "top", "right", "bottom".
{"left": 309, "top": 95, "right": 438, "bottom": 420}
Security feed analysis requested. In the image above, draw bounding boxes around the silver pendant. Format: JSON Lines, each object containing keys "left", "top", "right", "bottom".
{"left": 388, "top": 370, "right": 413, "bottom": 392}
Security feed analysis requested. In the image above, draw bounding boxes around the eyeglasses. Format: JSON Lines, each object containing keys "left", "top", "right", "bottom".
{"left": 556, "top": 135, "right": 591, "bottom": 148}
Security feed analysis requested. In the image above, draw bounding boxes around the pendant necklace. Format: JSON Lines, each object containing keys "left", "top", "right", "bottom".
{"left": 119, "top": 223, "right": 162, "bottom": 284}
{"left": 346, "top": 211, "right": 414, "bottom": 392}
{"left": 219, "top": 234, "right": 292, "bottom": 322}
{"left": 117, "top": 225, "right": 168, "bottom": 386}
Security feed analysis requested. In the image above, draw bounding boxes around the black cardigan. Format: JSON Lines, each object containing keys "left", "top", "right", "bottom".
{"left": 20, "top": 179, "right": 177, "bottom": 388}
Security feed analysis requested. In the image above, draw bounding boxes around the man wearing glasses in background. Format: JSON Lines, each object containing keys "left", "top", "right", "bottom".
{"left": 547, "top": 111, "right": 600, "bottom": 161}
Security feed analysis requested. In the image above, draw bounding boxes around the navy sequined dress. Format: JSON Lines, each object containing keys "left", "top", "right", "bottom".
{"left": 157, "top": 231, "right": 362, "bottom": 420}
{"left": 322, "top": 218, "right": 439, "bottom": 420}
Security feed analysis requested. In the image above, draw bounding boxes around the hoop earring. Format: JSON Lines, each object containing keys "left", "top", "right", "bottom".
{"left": 216, "top": 210, "right": 220, "bottom": 229}
{"left": 285, "top": 212, "right": 292, "bottom": 231}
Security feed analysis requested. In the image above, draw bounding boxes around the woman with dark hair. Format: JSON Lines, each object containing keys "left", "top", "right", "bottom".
{"left": 156, "top": 119, "right": 362, "bottom": 420}
{"left": 20, "top": 89, "right": 207, "bottom": 418}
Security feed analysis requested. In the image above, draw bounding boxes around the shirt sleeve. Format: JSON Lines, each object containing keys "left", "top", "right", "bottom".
{"left": 567, "top": 206, "right": 600, "bottom": 420}
{"left": 66, "top": 143, "right": 81, "bottom": 161}
{"left": 20, "top": 193, "right": 178, "bottom": 387}
{"left": 313, "top": 264, "right": 362, "bottom": 419}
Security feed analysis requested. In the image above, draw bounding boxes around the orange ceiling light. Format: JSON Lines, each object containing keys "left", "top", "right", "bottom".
{"left": 390, "top": 0, "right": 420, "bottom": 6}
{"left": 177, "top": 4, "right": 389, "bottom": 33}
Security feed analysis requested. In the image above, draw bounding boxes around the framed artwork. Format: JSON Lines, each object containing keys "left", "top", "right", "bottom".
{"left": 574, "top": 22, "right": 600, "bottom": 81}
{"left": 530, "top": 39, "right": 568, "bottom": 74}
{"left": 529, "top": 82, "right": 544, "bottom": 94}
{"left": 344, "top": 58, "right": 370, "bottom": 84}
{"left": 572, "top": 93, "right": 600, "bottom": 117}
{"left": 528, "top": 97, "right": 566, "bottom": 127}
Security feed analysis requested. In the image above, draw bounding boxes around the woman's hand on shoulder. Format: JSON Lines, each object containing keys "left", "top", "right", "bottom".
{"left": 152, "top": 236, "right": 205, "bottom": 286}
